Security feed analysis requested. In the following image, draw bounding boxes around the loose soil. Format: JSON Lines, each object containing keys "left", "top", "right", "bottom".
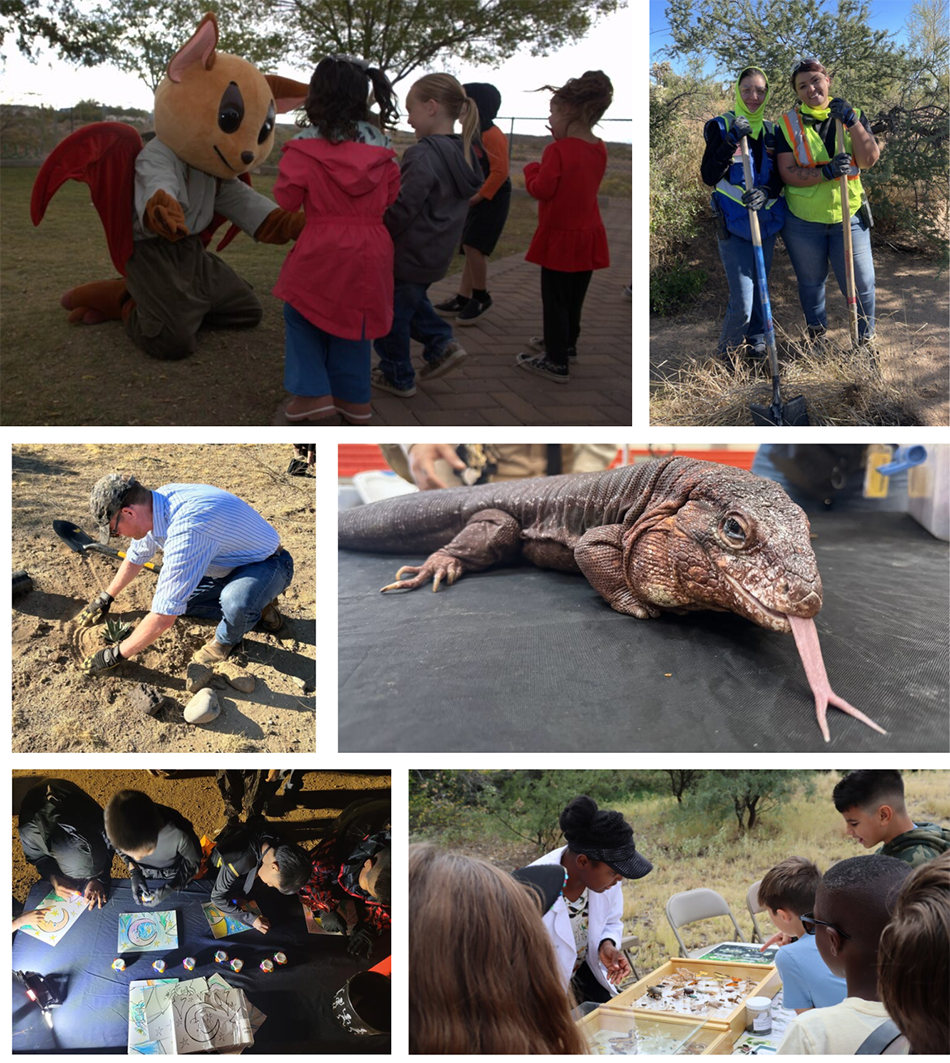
{"left": 12, "top": 769, "right": 391, "bottom": 904}
{"left": 11, "top": 444, "right": 316, "bottom": 753}
{"left": 650, "top": 219, "right": 949, "bottom": 426}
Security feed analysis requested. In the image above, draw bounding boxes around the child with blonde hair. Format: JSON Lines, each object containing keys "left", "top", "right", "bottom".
{"left": 517, "top": 70, "right": 613, "bottom": 383}
{"left": 273, "top": 56, "right": 400, "bottom": 423}
{"left": 372, "top": 73, "right": 482, "bottom": 397}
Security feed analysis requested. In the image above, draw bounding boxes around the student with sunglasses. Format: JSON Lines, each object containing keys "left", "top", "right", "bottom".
{"left": 777, "top": 58, "right": 880, "bottom": 349}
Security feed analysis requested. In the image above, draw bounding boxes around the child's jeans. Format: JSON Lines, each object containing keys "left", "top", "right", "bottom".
{"left": 284, "top": 303, "right": 371, "bottom": 404}
{"left": 373, "top": 280, "right": 454, "bottom": 389}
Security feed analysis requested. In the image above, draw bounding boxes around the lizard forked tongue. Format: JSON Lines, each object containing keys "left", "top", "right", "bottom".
{"left": 787, "top": 615, "right": 887, "bottom": 742}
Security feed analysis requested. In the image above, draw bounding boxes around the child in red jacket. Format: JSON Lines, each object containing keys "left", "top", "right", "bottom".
{"left": 516, "top": 70, "right": 614, "bottom": 384}
{"left": 273, "top": 57, "right": 400, "bottom": 423}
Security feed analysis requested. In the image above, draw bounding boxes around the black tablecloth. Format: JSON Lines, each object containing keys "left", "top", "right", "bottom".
{"left": 12, "top": 879, "right": 390, "bottom": 1053}
{"left": 339, "top": 512, "right": 949, "bottom": 753}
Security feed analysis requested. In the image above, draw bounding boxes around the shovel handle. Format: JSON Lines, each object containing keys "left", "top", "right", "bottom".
{"left": 836, "top": 119, "right": 859, "bottom": 348}
{"left": 87, "top": 542, "right": 160, "bottom": 573}
{"left": 738, "top": 137, "right": 780, "bottom": 378}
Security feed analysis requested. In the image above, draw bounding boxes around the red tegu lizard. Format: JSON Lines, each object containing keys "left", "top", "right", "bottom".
{"left": 338, "top": 457, "right": 886, "bottom": 741}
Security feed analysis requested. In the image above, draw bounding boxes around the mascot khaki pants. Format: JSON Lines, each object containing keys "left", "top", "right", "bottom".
{"left": 125, "top": 235, "right": 262, "bottom": 359}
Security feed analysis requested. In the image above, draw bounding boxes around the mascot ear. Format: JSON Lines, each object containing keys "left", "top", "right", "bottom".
{"left": 264, "top": 75, "right": 310, "bottom": 114}
{"left": 167, "top": 12, "right": 219, "bottom": 82}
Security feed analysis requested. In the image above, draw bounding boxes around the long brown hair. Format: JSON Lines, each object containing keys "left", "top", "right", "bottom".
{"left": 537, "top": 70, "right": 613, "bottom": 130}
{"left": 878, "top": 852, "right": 950, "bottom": 1054}
{"left": 409, "top": 73, "right": 479, "bottom": 167}
{"left": 409, "top": 844, "right": 588, "bottom": 1054}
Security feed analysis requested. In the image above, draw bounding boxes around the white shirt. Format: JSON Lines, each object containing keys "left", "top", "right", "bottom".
{"left": 527, "top": 845, "right": 625, "bottom": 996}
{"left": 777, "top": 998, "right": 908, "bottom": 1054}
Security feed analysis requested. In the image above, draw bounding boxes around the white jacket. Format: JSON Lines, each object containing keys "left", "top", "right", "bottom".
{"left": 528, "top": 845, "right": 625, "bottom": 996}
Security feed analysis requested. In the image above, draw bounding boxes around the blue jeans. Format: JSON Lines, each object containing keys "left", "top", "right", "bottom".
{"left": 781, "top": 210, "right": 876, "bottom": 341}
{"left": 373, "top": 280, "right": 453, "bottom": 389}
{"left": 283, "top": 303, "right": 370, "bottom": 402}
{"left": 716, "top": 231, "right": 777, "bottom": 353}
{"left": 185, "top": 550, "right": 294, "bottom": 646}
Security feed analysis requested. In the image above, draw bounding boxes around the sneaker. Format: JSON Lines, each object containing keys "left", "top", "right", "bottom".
{"left": 418, "top": 341, "right": 468, "bottom": 380}
{"left": 455, "top": 293, "right": 492, "bottom": 326}
{"left": 433, "top": 294, "right": 469, "bottom": 317}
{"left": 515, "top": 352, "right": 569, "bottom": 383}
{"left": 526, "top": 336, "right": 577, "bottom": 359}
{"left": 370, "top": 366, "right": 415, "bottom": 397}
{"left": 806, "top": 326, "right": 827, "bottom": 354}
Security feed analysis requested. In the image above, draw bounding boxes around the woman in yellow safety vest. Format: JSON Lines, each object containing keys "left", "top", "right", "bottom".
{"left": 701, "top": 67, "right": 785, "bottom": 361}
{"left": 777, "top": 58, "right": 880, "bottom": 346}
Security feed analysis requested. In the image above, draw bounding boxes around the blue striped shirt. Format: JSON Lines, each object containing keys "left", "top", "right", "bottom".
{"left": 124, "top": 484, "right": 281, "bottom": 616}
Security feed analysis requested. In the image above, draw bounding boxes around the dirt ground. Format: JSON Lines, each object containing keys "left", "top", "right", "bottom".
{"left": 11, "top": 444, "right": 316, "bottom": 753}
{"left": 12, "top": 769, "right": 390, "bottom": 904}
{"left": 650, "top": 220, "right": 950, "bottom": 426}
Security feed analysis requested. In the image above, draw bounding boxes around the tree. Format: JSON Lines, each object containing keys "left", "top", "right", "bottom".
{"left": 265, "top": 0, "right": 623, "bottom": 85}
{"left": 665, "top": 768, "right": 702, "bottom": 803}
{"left": 688, "top": 770, "right": 814, "bottom": 832}
{"left": 1, "top": 0, "right": 114, "bottom": 64}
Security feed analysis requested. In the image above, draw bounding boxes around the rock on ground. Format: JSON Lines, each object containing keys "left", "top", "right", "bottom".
{"left": 186, "top": 663, "right": 214, "bottom": 693}
{"left": 183, "top": 688, "right": 220, "bottom": 725}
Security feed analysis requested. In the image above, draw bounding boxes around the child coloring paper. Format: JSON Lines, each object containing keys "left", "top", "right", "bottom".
{"left": 118, "top": 909, "right": 179, "bottom": 953}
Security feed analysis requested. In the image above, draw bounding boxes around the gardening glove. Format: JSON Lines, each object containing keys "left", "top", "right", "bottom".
{"left": 140, "top": 885, "right": 172, "bottom": 908}
{"left": 318, "top": 908, "right": 348, "bottom": 934}
{"left": 821, "top": 152, "right": 853, "bottom": 180}
{"left": 78, "top": 590, "right": 113, "bottom": 627}
{"left": 725, "top": 115, "right": 752, "bottom": 145}
{"left": 741, "top": 186, "right": 769, "bottom": 211}
{"left": 829, "top": 97, "right": 857, "bottom": 128}
{"left": 82, "top": 644, "right": 123, "bottom": 677}
{"left": 347, "top": 922, "right": 375, "bottom": 959}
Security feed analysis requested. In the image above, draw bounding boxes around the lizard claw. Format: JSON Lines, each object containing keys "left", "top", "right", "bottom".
{"left": 379, "top": 552, "right": 465, "bottom": 594}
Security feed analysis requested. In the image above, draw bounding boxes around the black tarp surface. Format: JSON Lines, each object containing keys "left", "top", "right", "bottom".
{"left": 12, "top": 879, "right": 390, "bottom": 1053}
{"left": 339, "top": 512, "right": 949, "bottom": 753}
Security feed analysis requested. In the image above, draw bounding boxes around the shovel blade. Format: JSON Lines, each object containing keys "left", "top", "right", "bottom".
{"left": 750, "top": 395, "right": 810, "bottom": 427}
{"left": 52, "top": 519, "right": 95, "bottom": 554}
{"left": 750, "top": 402, "right": 782, "bottom": 426}
{"left": 783, "top": 394, "right": 810, "bottom": 425}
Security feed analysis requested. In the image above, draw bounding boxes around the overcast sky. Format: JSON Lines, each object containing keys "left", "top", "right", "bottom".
{"left": 0, "top": 4, "right": 635, "bottom": 142}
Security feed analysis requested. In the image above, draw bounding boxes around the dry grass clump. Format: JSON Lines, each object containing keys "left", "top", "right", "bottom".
{"left": 613, "top": 770, "right": 949, "bottom": 976}
{"left": 651, "top": 334, "right": 923, "bottom": 426}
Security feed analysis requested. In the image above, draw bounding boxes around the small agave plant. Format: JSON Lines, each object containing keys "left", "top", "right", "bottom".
{"left": 102, "top": 618, "right": 133, "bottom": 644}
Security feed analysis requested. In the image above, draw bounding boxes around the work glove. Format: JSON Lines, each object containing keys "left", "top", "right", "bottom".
{"left": 829, "top": 97, "right": 857, "bottom": 128}
{"left": 725, "top": 115, "right": 752, "bottom": 145}
{"left": 130, "top": 870, "right": 148, "bottom": 905}
{"left": 318, "top": 908, "right": 348, "bottom": 934}
{"left": 82, "top": 644, "right": 123, "bottom": 677}
{"left": 140, "top": 885, "right": 172, "bottom": 908}
{"left": 741, "top": 186, "right": 769, "bottom": 211}
{"left": 347, "top": 923, "right": 376, "bottom": 959}
{"left": 821, "top": 152, "right": 853, "bottom": 180}
{"left": 78, "top": 591, "right": 114, "bottom": 627}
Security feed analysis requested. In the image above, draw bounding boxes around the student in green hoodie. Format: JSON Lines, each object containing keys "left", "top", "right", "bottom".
{"left": 700, "top": 67, "right": 785, "bottom": 361}
{"left": 833, "top": 770, "right": 950, "bottom": 868}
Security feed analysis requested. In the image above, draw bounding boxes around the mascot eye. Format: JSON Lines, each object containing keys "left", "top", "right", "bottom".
{"left": 258, "top": 102, "right": 275, "bottom": 144}
{"left": 218, "top": 81, "right": 245, "bottom": 134}
{"left": 722, "top": 517, "right": 747, "bottom": 546}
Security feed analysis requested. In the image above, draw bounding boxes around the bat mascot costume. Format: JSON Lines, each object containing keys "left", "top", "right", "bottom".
{"left": 31, "top": 13, "right": 308, "bottom": 359}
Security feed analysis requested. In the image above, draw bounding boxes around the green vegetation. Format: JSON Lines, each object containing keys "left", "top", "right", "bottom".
{"left": 102, "top": 618, "right": 133, "bottom": 644}
{"left": 649, "top": 257, "right": 707, "bottom": 315}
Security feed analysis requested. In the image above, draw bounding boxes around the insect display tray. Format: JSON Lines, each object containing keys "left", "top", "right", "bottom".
{"left": 577, "top": 1006, "right": 731, "bottom": 1056}
{"left": 609, "top": 958, "right": 781, "bottom": 1042}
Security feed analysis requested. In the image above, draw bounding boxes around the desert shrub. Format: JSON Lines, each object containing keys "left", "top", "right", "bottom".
{"left": 650, "top": 258, "right": 707, "bottom": 315}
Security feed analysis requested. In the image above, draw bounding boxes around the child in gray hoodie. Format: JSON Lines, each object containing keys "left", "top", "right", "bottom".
{"left": 372, "top": 74, "right": 482, "bottom": 397}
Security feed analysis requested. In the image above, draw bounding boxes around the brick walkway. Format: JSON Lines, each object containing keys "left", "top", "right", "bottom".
{"left": 368, "top": 199, "right": 631, "bottom": 426}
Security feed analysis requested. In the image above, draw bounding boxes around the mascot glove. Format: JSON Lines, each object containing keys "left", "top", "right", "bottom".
{"left": 78, "top": 590, "right": 114, "bottom": 627}
{"left": 82, "top": 644, "right": 123, "bottom": 677}
{"left": 255, "top": 208, "right": 305, "bottom": 244}
{"left": 145, "top": 190, "right": 191, "bottom": 241}
{"left": 346, "top": 922, "right": 375, "bottom": 959}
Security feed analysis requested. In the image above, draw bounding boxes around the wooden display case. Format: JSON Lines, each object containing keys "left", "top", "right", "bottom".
{"left": 576, "top": 1005, "right": 732, "bottom": 1055}
{"left": 607, "top": 958, "right": 781, "bottom": 1042}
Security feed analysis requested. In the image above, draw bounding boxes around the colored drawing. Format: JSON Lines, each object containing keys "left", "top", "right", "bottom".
{"left": 128, "top": 978, "right": 178, "bottom": 1054}
{"left": 698, "top": 942, "right": 777, "bottom": 965}
{"left": 135, "top": 977, "right": 253, "bottom": 1053}
{"left": 200, "top": 900, "right": 261, "bottom": 939}
{"left": 17, "top": 890, "right": 88, "bottom": 947}
{"left": 118, "top": 910, "right": 179, "bottom": 953}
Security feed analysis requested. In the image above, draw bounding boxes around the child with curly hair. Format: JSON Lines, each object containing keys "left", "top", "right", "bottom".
{"left": 517, "top": 70, "right": 613, "bottom": 383}
{"left": 273, "top": 56, "right": 400, "bottom": 423}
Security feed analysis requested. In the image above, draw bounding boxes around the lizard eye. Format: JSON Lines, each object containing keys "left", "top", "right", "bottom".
{"left": 721, "top": 516, "right": 748, "bottom": 547}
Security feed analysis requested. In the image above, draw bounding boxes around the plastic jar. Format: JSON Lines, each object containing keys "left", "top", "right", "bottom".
{"left": 745, "top": 996, "right": 772, "bottom": 1034}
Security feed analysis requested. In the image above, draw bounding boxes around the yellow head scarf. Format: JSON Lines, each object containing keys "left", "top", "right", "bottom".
{"left": 734, "top": 67, "right": 770, "bottom": 138}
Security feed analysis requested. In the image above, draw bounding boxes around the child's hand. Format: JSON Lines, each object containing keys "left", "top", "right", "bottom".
{"left": 468, "top": 193, "right": 484, "bottom": 208}
{"left": 760, "top": 931, "right": 795, "bottom": 950}
{"left": 84, "top": 879, "right": 107, "bottom": 911}
{"left": 253, "top": 915, "right": 272, "bottom": 934}
{"left": 13, "top": 906, "right": 52, "bottom": 932}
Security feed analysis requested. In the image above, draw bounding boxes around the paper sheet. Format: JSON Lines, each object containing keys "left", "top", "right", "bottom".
{"left": 17, "top": 889, "right": 88, "bottom": 947}
{"left": 201, "top": 900, "right": 261, "bottom": 939}
{"left": 128, "top": 978, "right": 178, "bottom": 1054}
{"left": 118, "top": 910, "right": 179, "bottom": 953}
{"left": 136, "top": 977, "right": 254, "bottom": 1054}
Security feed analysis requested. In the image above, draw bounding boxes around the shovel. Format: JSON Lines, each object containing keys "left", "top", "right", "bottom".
{"left": 837, "top": 118, "right": 860, "bottom": 349}
{"left": 52, "top": 520, "right": 161, "bottom": 573}
{"left": 738, "top": 136, "right": 809, "bottom": 426}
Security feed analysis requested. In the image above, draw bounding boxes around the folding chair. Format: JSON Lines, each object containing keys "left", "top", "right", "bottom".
{"left": 665, "top": 887, "right": 747, "bottom": 958}
{"left": 747, "top": 879, "right": 768, "bottom": 944}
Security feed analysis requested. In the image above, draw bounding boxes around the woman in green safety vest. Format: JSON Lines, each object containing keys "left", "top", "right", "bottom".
{"left": 701, "top": 67, "right": 785, "bottom": 361}
{"left": 777, "top": 58, "right": 880, "bottom": 346}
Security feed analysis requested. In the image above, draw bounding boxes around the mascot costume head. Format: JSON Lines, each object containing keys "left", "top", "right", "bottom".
{"left": 31, "top": 13, "right": 308, "bottom": 360}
